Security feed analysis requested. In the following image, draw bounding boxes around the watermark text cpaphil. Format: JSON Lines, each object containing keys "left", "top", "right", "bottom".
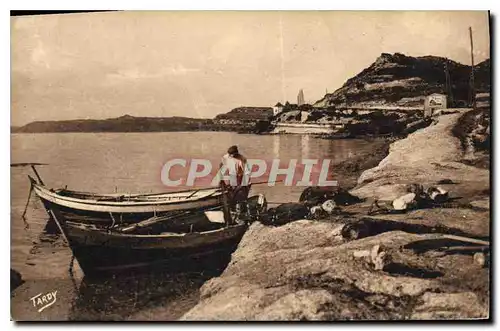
{"left": 160, "top": 158, "right": 338, "bottom": 187}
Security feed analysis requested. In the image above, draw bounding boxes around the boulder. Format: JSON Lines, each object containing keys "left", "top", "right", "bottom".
{"left": 321, "top": 200, "right": 337, "bottom": 214}
{"left": 181, "top": 222, "right": 488, "bottom": 320}
{"left": 426, "top": 186, "right": 449, "bottom": 203}
{"left": 392, "top": 193, "right": 417, "bottom": 211}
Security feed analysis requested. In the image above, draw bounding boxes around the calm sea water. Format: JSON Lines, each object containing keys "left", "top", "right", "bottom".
{"left": 10, "top": 132, "right": 375, "bottom": 320}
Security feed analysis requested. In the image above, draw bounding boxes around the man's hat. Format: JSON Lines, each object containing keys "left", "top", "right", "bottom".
{"left": 227, "top": 145, "right": 239, "bottom": 155}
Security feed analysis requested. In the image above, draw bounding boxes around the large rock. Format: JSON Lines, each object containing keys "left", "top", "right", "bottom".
{"left": 181, "top": 222, "right": 488, "bottom": 320}
{"left": 411, "top": 292, "right": 487, "bottom": 319}
{"left": 181, "top": 109, "right": 490, "bottom": 321}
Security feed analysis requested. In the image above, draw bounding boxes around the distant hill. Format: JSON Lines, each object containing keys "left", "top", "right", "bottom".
{"left": 11, "top": 111, "right": 272, "bottom": 134}
{"left": 12, "top": 115, "right": 217, "bottom": 133}
{"left": 314, "top": 53, "right": 490, "bottom": 109}
{"left": 214, "top": 107, "right": 273, "bottom": 122}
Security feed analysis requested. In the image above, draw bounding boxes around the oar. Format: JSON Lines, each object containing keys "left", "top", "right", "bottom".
{"left": 248, "top": 179, "right": 285, "bottom": 186}
{"left": 118, "top": 205, "right": 223, "bottom": 233}
{"left": 185, "top": 178, "right": 285, "bottom": 191}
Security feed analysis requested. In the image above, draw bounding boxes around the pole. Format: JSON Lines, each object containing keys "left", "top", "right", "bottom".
{"left": 30, "top": 165, "right": 45, "bottom": 185}
{"left": 444, "top": 61, "right": 453, "bottom": 107}
{"left": 469, "top": 26, "right": 476, "bottom": 109}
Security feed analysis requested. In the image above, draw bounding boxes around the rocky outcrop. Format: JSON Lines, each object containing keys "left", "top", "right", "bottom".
{"left": 213, "top": 107, "right": 274, "bottom": 133}
{"left": 348, "top": 109, "right": 490, "bottom": 238}
{"left": 214, "top": 107, "right": 273, "bottom": 122}
{"left": 12, "top": 113, "right": 268, "bottom": 134}
{"left": 12, "top": 115, "right": 216, "bottom": 133}
{"left": 181, "top": 108, "right": 489, "bottom": 321}
{"left": 314, "top": 53, "right": 490, "bottom": 110}
{"left": 182, "top": 222, "right": 488, "bottom": 320}
{"left": 351, "top": 110, "right": 489, "bottom": 202}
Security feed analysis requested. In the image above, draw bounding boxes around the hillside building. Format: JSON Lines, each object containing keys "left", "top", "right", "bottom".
{"left": 273, "top": 102, "right": 284, "bottom": 116}
{"left": 424, "top": 93, "right": 447, "bottom": 117}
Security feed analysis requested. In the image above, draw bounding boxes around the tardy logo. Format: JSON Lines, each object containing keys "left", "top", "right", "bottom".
{"left": 30, "top": 290, "right": 57, "bottom": 313}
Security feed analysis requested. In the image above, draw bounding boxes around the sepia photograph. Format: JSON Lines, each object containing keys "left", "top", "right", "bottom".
{"left": 10, "top": 10, "right": 491, "bottom": 321}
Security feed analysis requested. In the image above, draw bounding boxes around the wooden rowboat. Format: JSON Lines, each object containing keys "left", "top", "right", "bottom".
{"left": 47, "top": 207, "right": 247, "bottom": 277}
{"left": 19, "top": 160, "right": 265, "bottom": 276}
{"left": 29, "top": 175, "right": 224, "bottom": 225}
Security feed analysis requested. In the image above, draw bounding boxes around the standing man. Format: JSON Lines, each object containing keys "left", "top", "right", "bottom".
{"left": 219, "top": 145, "right": 252, "bottom": 207}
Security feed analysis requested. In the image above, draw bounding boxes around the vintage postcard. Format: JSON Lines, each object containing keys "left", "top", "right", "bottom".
{"left": 10, "top": 10, "right": 490, "bottom": 321}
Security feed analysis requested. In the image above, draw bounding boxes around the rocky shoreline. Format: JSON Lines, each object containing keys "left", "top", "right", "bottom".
{"left": 181, "top": 109, "right": 490, "bottom": 320}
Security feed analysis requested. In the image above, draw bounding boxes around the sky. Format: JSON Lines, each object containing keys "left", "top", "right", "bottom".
{"left": 11, "top": 11, "right": 490, "bottom": 126}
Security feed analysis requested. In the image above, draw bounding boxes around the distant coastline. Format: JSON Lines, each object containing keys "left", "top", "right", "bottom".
{"left": 10, "top": 115, "right": 260, "bottom": 134}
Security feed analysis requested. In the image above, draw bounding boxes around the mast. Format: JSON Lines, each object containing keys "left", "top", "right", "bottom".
{"left": 469, "top": 26, "right": 476, "bottom": 109}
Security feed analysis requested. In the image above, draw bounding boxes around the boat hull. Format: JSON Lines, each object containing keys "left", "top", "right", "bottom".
{"left": 41, "top": 199, "right": 220, "bottom": 225}
{"left": 53, "top": 211, "right": 247, "bottom": 277}
{"left": 32, "top": 179, "right": 223, "bottom": 225}
{"left": 72, "top": 232, "right": 244, "bottom": 277}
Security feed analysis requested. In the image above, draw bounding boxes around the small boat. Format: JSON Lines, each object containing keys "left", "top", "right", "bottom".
{"left": 29, "top": 175, "right": 224, "bottom": 225}
{"left": 47, "top": 204, "right": 250, "bottom": 277}
{"left": 16, "top": 163, "right": 265, "bottom": 276}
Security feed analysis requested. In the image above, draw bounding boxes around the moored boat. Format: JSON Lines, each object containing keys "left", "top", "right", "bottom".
{"left": 48, "top": 207, "right": 248, "bottom": 277}
{"left": 18, "top": 163, "right": 265, "bottom": 277}
{"left": 29, "top": 175, "right": 224, "bottom": 225}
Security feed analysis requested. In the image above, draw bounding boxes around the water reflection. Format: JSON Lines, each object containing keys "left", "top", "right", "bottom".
{"left": 21, "top": 215, "right": 227, "bottom": 321}
{"left": 301, "top": 135, "right": 310, "bottom": 159}
{"left": 272, "top": 134, "right": 280, "bottom": 159}
{"left": 68, "top": 270, "right": 215, "bottom": 321}
{"left": 12, "top": 132, "right": 379, "bottom": 320}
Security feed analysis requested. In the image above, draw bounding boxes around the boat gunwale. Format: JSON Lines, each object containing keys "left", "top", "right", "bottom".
{"left": 66, "top": 221, "right": 247, "bottom": 239}
{"left": 54, "top": 185, "right": 221, "bottom": 199}
{"left": 33, "top": 182, "right": 222, "bottom": 207}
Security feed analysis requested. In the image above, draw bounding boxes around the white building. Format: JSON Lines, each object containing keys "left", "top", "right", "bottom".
{"left": 424, "top": 93, "right": 447, "bottom": 117}
{"left": 297, "top": 89, "right": 305, "bottom": 106}
{"left": 273, "top": 102, "right": 284, "bottom": 116}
